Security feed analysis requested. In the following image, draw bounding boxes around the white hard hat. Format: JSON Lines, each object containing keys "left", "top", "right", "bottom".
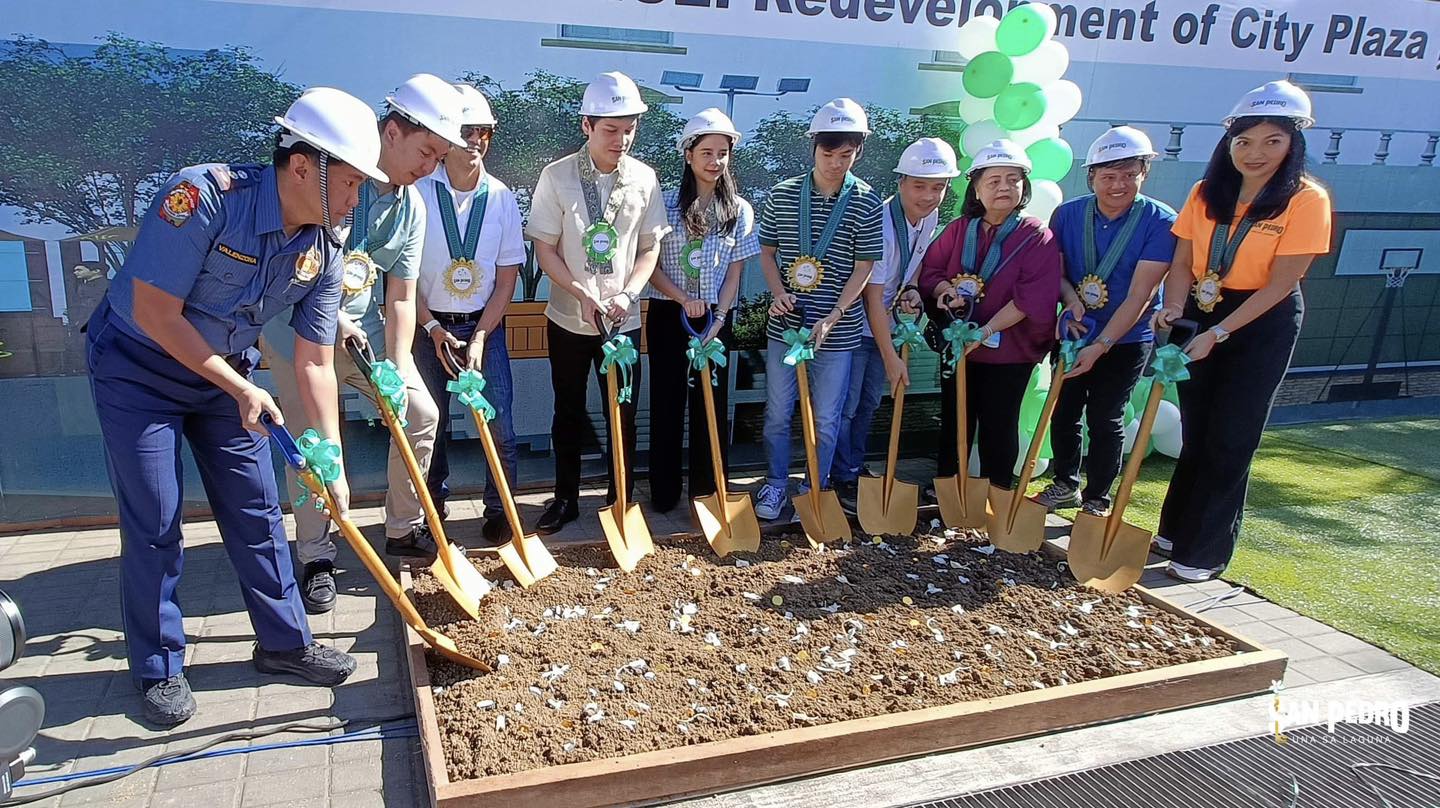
{"left": 677, "top": 107, "right": 742, "bottom": 153}
{"left": 580, "top": 71, "right": 649, "bottom": 117}
{"left": 1083, "top": 126, "right": 1157, "bottom": 167}
{"left": 1224, "top": 80, "right": 1314, "bottom": 129}
{"left": 274, "top": 87, "right": 388, "bottom": 184}
{"left": 967, "top": 139, "right": 1032, "bottom": 176}
{"left": 807, "top": 98, "right": 871, "bottom": 135}
{"left": 452, "top": 83, "right": 497, "bottom": 127}
{"left": 894, "top": 137, "right": 961, "bottom": 178}
{"left": 386, "top": 73, "right": 467, "bottom": 148}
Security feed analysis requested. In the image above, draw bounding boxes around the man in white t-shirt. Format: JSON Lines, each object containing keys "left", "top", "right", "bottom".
{"left": 413, "top": 84, "right": 527, "bottom": 544}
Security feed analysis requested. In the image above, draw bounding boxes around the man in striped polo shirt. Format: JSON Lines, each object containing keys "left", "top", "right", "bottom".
{"left": 755, "top": 98, "right": 885, "bottom": 521}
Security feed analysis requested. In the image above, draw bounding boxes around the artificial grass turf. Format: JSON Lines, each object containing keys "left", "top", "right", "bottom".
{"left": 1106, "top": 418, "right": 1440, "bottom": 674}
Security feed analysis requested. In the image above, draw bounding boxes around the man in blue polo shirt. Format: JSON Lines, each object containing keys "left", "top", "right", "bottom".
{"left": 86, "top": 88, "right": 384, "bottom": 726}
{"left": 1037, "top": 126, "right": 1177, "bottom": 515}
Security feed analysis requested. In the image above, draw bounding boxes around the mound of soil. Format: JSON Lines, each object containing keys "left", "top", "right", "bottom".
{"left": 412, "top": 527, "right": 1235, "bottom": 781}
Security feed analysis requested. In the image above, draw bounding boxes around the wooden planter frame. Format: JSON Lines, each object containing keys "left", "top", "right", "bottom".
{"left": 400, "top": 530, "right": 1286, "bottom": 808}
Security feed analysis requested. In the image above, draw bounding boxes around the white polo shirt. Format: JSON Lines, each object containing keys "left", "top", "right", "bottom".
{"left": 414, "top": 165, "right": 526, "bottom": 314}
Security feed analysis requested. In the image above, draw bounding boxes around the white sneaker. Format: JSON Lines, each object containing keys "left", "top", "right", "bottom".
{"left": 1167, "top": 561, "right": 1224, "bottom": 582}
{"left": 755, "top": 483, "right": 787, "bottom": 521}
{"left": 1152, "top": 535, "right": 1174, "bottom": 554}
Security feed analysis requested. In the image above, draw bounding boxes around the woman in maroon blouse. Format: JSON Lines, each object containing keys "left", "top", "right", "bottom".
{"left": 914, "top": 140, "right": 1062, "bottom": 489}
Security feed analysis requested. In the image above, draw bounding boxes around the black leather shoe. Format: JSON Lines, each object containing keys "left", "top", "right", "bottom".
{"left": 253, "top": 642, "right": 356, "bottom": 686}
{"left": 140, "top": 673, "right": 196, "bottom": 727}
{"left": 385, "top": 524, "right": 438, "bottom": 562}
{"left": 482, "top": 515, "right": 513, "bottom": 544}
{"left": 301, "top": 560, "right": 336, "bottom": 614}
{"left": 536, "top": 498, "right": 578, "bottom": 535}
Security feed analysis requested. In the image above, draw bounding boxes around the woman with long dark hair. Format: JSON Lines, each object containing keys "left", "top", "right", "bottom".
{"left": 645, "top": 108, "right": 760, "bottom": 512}
{"left": 917, "top": 140, "right": 1062, "bottom": 490}
{"left": 1152, "top": 80, "right": 1333, "bottom": 581}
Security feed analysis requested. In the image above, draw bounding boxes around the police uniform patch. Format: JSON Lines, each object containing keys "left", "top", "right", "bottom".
{"left": 217, "top": 243, "right": 258, "bottom": 265}
{"left": 159, "top": 181, "right": 201, "bottom": 227}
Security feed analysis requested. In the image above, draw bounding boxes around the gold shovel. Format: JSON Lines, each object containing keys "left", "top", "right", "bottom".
{"left": 781, "top": 310, "right": 847, "bottom": 548}
{"left": 682, "top": 309, "right": 761, "bottom": 557}
{"left": 263, "top": 414, "right": 491, "bottom": 672}
{"left": 857, "top": 342, "right": 919, "bottom": 537}
{"left": 1068, "top": 321, "right": 1197, "bottom": 592}
{"left": 345, "top": 340, "right": 490, "bottom": 620}
{"left": 934, "top": 338, "right": 991, "bottom": 529}
{"left": 594, "top": 316, "right": 653, "bottom": 572}
{"left": 986, "top": 312, "right": 1096, "bottom": 552}
{"left": 441, "top": 344, "right": 558, "bottom": 589}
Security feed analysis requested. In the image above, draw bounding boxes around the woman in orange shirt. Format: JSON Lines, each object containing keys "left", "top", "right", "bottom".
{"left": 1152, "top": 80, "right": 1333, "bottom": 582}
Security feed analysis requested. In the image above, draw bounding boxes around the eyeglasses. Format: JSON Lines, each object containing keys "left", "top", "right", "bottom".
{"left": 461, "top": 125, "right": 493, "bottom": 140}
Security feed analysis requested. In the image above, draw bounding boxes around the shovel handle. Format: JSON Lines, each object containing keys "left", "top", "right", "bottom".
{"left": 261, "top": 412, "right": 305, "bottom": 470}
{"left": 1007, "top": 361, "right": 1067, "bottom": 526}
{"left": 1168, "top": 317, "right": 1201, "bottom": 350}
{"left": 441, "top": 342, "right": 464, "bottom": 380}
{"left": 1059, "top": 310, "right": 1100, "bottom": 347}
{"left": 344, "top": 336, "right": 376, "bottom": 377}
{"left": 679, "top": 305, "right": 715, "bottom": 341}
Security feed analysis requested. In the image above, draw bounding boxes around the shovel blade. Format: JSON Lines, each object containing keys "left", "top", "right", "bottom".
{"left": 1066, "top": 512, "right": 1152, "bottom": 593}
{"left": 438, "top": 540, "right": 492, "bottom": 603}
{"left": 985, "top": 485, "right": 1048, "bottom": 553}
{"left": 497, "top": 540, "right": 540, "bottom": 588}
{"left": 426, "top": 554, "right": 485, "bottom": 621}
{"left": 600, "top": 502, "right": 653, "bottom": 572}
{"left": 935, "top": 474, "right": 992, "bottom": 529}
{"left": 794, "top": 489, "right": 850, "bottom": 548}
{"left": 416, "top": 626, "right": 493, "bottom": 672}
{"left": 695, "top": 492, "right": 762, "bottom": 557}
{"left": 857, "top": 476, "right": 919, "bottom": 537}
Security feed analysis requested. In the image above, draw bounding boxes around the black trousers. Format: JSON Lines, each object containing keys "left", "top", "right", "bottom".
{"left": 937, "top": 361, "right": 1035, "bottom": 490}
{"left": 645, "top": 299, "right": 732, "bottom": 509}
{"left": 547, "top": 318, "right": 642, "bottom": 504}
{"left": 1158, "top": 288, "right": 1303, "bottom": 570}
{"left": 1049, "top": 341, "right": 1149, "bottom": 505}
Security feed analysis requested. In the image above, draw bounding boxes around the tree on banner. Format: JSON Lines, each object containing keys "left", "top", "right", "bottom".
{"left": 0, "top": 34, "right": 299, "bottom": 274}
{"left": 948, "top": 5, "right": 1082, "bottom": 223}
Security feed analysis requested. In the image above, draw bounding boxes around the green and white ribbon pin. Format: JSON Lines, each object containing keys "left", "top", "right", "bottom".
{"left": 891, "top": 314, "right": 928, "bottom": 354}
{"left": 1150, "top": 343, "right": 1192, "bottom": 386}
{"left": 368, "top": 359, "right": 409, "bottom": 428}
{"left": 939, "top": 320, "right": 985, "bottom": 378}
{"left": 294, "top": 429, "right": 342, "bottom": 511}
{"left": 781, "top": 327, "right": 814, "bottom": 367}
{"left": 686, "top": 337, "right": 727, "bottom": 385}
{"left": 446, "top": 369, "right": 496, "bottom": 421}
{"left": 600, "top": 333, "right": 639, "bottom": 403}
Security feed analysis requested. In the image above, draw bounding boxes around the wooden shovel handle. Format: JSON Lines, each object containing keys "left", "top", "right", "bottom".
{"left": 469, "top": 407, "right": 529, "bottom": 551}
{"left": 372, "top": 387, "right": 452, "bottom": 551}
{"left": 1105, "top": 380, "right": 1165, "bottom": 544}
{"left": 698, "top": 361, "right": 731, "bottom": 531}
{"left": 883, "top": 345, "right": 910, "bottom": 505}
{"left": 1007, "top": 363, "right": 1066, "bottom": 525}
{"left": 954, "top": 351, "right": 972, "bottom": 506}
{"left": 795, "top": 362, "right": 822, "bottom": 493}
{"left": 313, "top": 479, "right": 431, "bottom": 630}
{"left": 606, "top": 368, "right": 629, "bottom": 515}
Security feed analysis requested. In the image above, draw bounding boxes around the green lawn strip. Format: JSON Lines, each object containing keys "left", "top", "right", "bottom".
{"left": 1267, "top": 418, "right": 1440, "bottom": 482}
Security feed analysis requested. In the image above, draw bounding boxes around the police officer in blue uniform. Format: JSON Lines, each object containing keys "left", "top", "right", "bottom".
{"left": 85, "top": 87, "right": 388, "bottom": 727}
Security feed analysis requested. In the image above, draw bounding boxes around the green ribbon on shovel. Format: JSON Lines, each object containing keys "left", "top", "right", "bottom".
{"left": 781, "top": 327, "right": 814, "bottom": 367}
{"left": 1150, "top": 343, "right": 1192, "bottom": 386}
{"left": 891, "top": 314, "right": 929, "bottom": 354}
{"left": 368, "top": 359, "right": 409, "bottom": 428}
{"left": 293, "top": 429, "right": 342, "bottom": 511}
{"left": 939, "top": 320, "right": 985, "bottom": 378}
{"left": 446, "top": 369, "right": 496, "bottom": 421}
{"left": 686, "top": 337, "right": 728, "bottom": 385}
{"left": 1059, "top": 337, "right": 1085, "bottom": 372}
{"left": 600, "top": 333, "right": 639, "bottom": 403}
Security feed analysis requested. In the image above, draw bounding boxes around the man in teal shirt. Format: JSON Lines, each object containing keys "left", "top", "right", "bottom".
{"left": 262, "top": 73, "right": 465, "bottom": 614}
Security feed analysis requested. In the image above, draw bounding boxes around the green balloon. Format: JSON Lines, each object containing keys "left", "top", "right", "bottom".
{"left": 957, "top": 154, "right": 974, "bottom": 173}
{"left": 962, "top": 51, "right": 1014, "bottom": 99}
{"left": 994, "top": 82, "right": 1047, "bottom": 131}
{"left": 996, "top": 5, "right": 1052, "bottom": 57}
{"left": 1026, "top": 137, "right": 1074, "bottom": 182}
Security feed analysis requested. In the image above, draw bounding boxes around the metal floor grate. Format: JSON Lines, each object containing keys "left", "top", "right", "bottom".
{"left": 905, "top": 702, "right": 1440, "bottom": 808}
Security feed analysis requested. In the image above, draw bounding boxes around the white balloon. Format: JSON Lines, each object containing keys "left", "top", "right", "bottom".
{"left": 1027, "top": 179, "right": 1064, "bottom": 222}
{"left": 1010, "top": 120, "right": 1060, "bottom": 147}
{"left": 956, "top": 16, "right": 1000, "bottom": 60}
{"left": 1152, "top": 400, "right": 1181, "bottom": 437}
{"left": 1040, "top": 79, "right": 1083, "bottom": 127}
{"left": 959, "top": 90, "right": 997, "bottom": 126}
{"left": 1121, "top": 418, "right": 1140, "bottom": 454}
{"left": 1011, "top": 39, "right": 1070, "bottom": 86}
{"left": 1152, "top": 425, "right": 1184, "bottom": 458}
{"left": 962, "top": 119, "right": 1010, "bottom": 158}
{"left": 1014, "top": 454, "right": 1049, "bottom": 478}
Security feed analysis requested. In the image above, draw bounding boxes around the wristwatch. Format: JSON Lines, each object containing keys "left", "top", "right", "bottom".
{"left": 715, "top": 309, "right": 729, "bottom": 324}
{"left": 1097, "top": 335, "right": 1116, "bottom": 350}
{"left": 1210, "top": 325, "right": 1231, "bottom": 343}
{"left": 422, "top": 319, "right": 441, "bottom": 334}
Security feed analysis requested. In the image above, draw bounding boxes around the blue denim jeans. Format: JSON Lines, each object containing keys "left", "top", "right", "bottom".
{"left": 413, "top": 324, "right": 516, "bottom": 519}
{"left": 763, "top": 339, "right": 853, "bottom": 491}
{"left": 831, "top": 336, "right": 888, "bottom": 484}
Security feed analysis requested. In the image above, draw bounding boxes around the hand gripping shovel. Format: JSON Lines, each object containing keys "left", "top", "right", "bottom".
{"left": 781, "top": 308, "right": 848, "bottom": 548}
{"left": 932, "top": 298, "right": 991, "bottom": 530}
{"left": 262, "top": 413, "right": 491, "bottom": 673}
{"left": 986, "top": 312, "right": 1097, "bottom": 552}
{"left": 345, "top": 339, "right": 490, "bottom": 620}
{"left": 857, "top": 312, "right": 926, "bottom": 537}
{"left": 441, "top": 344, "right": 558, "bottom": 588}
{"left": 682, "top": 308, "right": 761, "bottom": 557}
{"left": 1068, "top": 320, "right": 1198, "bottom": 592}
{"left": 594, "top": 314, "right": 654, "bottom": 572}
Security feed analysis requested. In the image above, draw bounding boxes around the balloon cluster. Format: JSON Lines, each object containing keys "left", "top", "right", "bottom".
{"left": 951, "top": 5, "right": 1081, "bottom": 223}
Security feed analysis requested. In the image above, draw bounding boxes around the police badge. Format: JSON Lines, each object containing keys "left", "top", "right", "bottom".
{"left": 294, "top": 246, "right": 321, "bottom": 282}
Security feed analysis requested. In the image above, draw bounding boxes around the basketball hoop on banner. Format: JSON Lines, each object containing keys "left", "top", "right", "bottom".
{"left": 1380, "top": 247, "right": 1421, "bottom": 289}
